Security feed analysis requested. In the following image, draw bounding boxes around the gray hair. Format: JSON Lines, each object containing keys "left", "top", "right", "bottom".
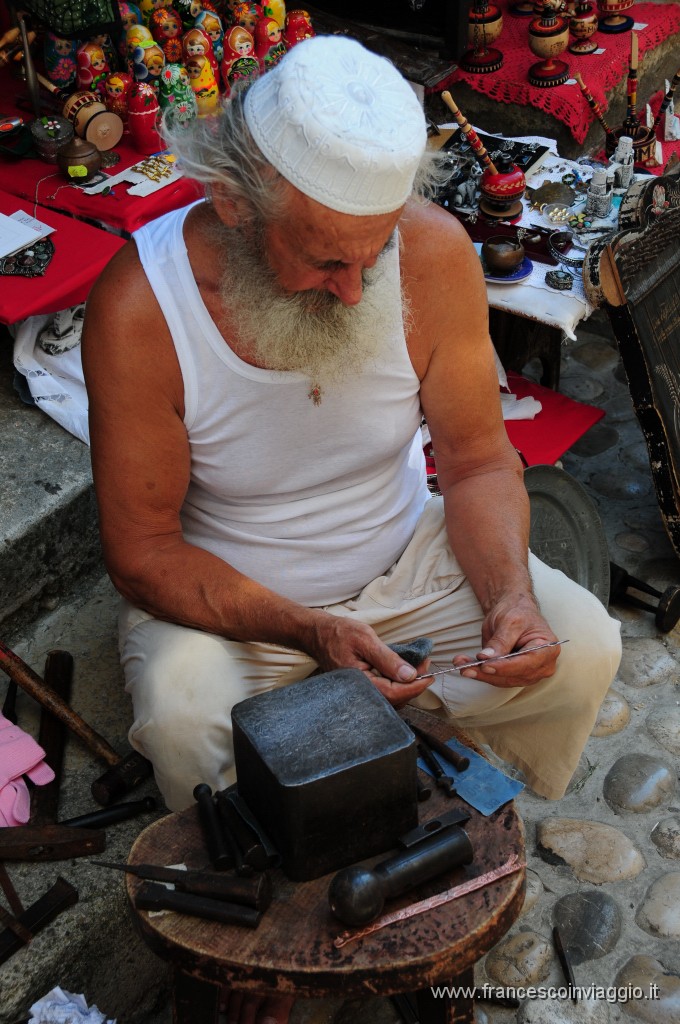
{"left": 163, "top": 81, "right": 457, "bottom": 221}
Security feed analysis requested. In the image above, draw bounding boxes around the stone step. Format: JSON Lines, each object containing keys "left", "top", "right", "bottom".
{"left": 0, "top": 331, "right": 103, "bottom": 641}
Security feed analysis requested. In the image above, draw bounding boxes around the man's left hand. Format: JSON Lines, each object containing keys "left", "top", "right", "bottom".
{"left": 452, "top": 592, "right": 561, "bottom": 688}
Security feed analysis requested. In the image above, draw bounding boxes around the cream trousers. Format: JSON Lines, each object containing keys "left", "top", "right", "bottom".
{"left": 119, "top": 498, "right": 622, "bottom": 811}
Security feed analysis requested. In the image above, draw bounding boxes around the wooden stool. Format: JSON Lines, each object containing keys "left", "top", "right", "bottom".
{"left": 126, "top": 709, "right": 525, "bottom": 1024}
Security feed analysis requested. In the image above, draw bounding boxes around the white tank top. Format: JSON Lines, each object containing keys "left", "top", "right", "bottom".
{"left": 134, "top": 202, "right": 430, "bottom": 606}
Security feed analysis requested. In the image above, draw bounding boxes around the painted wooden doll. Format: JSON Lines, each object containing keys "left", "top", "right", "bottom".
{"left": 158, "top": 61, "right": 198, "bottom": 125}
{"left": 175, "top": 0, "right": 204, "bottom": 31}
{"left": 126, "top": 22, "right": 153, "bottom": 67}
{"left": 131, "top": 40, "right": 166, "bottom": 88}
{"left": 139, "top": 0, "right": 172, "bottom": 25}
{"left": 44, "top": 33, "right": 78, "bottom": 90}
{"left": 283, "top": 9, "right": 314, "bottom": 47}
{"left": 220, "top": 24, "right": 254, "bottom": 81}
{"left": 150, "top": 7, "right": 184, "bottom": 62}
{"left": 76, "top": 42, "right": 110, "bottom": 94}
{"left": 103, "top": 69, "right": 134, "bottom": 119}
{"left": 128, "top": 80, "right": 163, "bottom": 152}
{"left": 117, "top": 2, "right": 142, "bottom": 63}
{"left": 182, "top": 26, "right": 219, "bottom": 80}
{"left": 185, "top": 53, "right": 219, "bottom": 115}
{"left": 231, "top": 1, "right": 263, "bottom": 36}
{"left": 253, "top": 15, "right": 286, "bottom": 70}
{"left": 88, "top": 32, "right": 118, "bottom": 70}
{"left": 263, "top": 0, "right": 285, "bottom": 28}
{"left": 195, "top": 9, "right": 224, "bottom": 63}
{"left": 224, "top": 53, "right": 259, "bottom": 94}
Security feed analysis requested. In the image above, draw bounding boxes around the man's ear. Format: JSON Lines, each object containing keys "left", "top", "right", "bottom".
{"left": 212, "top": 185, "right": 250, "bottom": 227}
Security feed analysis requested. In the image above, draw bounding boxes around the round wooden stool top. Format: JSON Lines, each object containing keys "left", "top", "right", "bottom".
{"left": 126, "top": 709, "right": 526, "bottom": 999}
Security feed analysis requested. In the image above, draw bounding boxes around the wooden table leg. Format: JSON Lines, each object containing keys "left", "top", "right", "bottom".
{"left": 413, "top": 967, "right": 475, "bottom": 1024}
{"left": 172, "top": 968, "right": 221, "bottom": 1024}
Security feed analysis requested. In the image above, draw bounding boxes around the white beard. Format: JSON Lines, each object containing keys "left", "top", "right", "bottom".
{"left": 211, "top": 218, "right": 399, "bottom": 390}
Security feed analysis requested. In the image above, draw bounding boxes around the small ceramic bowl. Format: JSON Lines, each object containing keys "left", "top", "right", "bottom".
{"left": 481, "top": 235, "right": 525, "bottom": 275}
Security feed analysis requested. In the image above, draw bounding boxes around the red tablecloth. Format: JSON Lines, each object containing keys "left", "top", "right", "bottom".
{"left": 0, "top": 67, "right": 201, "bottom": 236}
{"left": 0, "top": 188, "right": 125, "bottom": 323}
{"left": 504, "top": 372, "right": 604, "bottom": 465}
{"left": 431, "top": 1, "right": 680, "bottom": 146}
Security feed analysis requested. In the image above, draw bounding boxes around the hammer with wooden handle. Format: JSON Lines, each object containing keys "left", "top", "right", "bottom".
{"left": 0, "top": 640, "right": 152, "bottom": 805}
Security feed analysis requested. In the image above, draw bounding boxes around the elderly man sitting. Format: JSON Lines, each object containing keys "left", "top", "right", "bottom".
{"left": 82, "top": 34, "right": 621, "bottom": 1024}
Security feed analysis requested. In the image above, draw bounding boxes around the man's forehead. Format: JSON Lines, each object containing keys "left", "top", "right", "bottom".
{"left": 279, "top": 187, "right": 403, "bottom": 260}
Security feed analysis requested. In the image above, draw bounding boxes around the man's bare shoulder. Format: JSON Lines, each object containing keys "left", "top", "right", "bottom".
{"left": 85, "top": 237, "right": 157, "bottom": 338}
{"left": 399, "top": 199, "right": 476, "bottom": 270}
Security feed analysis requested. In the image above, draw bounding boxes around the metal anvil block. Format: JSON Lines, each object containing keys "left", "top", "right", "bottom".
{"left": 232, "top": 669, "right": 418, "bottom": 881}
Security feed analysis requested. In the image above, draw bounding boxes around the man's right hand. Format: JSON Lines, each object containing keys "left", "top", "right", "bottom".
{"left": 308, "top": 613, "right": 434, "bottom": 708}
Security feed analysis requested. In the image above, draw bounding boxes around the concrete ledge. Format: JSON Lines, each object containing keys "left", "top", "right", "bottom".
{"left": 0, "top": 334, "right": 104, "bottom": 638}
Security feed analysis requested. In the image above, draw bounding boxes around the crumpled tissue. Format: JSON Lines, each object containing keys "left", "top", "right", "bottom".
{"left": 29, "top": 987, "right": 116, "bottom": 1024}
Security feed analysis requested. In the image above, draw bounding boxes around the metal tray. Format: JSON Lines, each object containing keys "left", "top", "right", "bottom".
{"left": 524, "top": 465, "right": 611, "bottom": 606}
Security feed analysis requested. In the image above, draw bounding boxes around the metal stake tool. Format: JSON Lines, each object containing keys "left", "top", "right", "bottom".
{"left": 334, "top": 855, "right": 525, "bottom": 948}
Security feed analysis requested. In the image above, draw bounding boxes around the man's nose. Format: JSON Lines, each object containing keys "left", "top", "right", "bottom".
{"left": 324, "top": 263, "right": 366, "bottom": 306}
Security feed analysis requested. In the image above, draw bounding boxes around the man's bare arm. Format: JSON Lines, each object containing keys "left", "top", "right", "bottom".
{"left": 82, "top": 240, "right": 432, "bottom": 702}
{"left": 400, "top": 202, "right": 560, "bottom": 686}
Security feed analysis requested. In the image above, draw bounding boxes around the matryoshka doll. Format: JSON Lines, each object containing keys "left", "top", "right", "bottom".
{"left": 88, "top": 32, "right": 118, "bottom": 69}
{"left": 76, "top": 41, "right": 110, "bottom": 94}
{"left": 131, "top": 40, "right": 166, "bottom": 88}
{"left": 125, "top": 22, "right": 153, "bottom": 66}
{"left": 117, "top": 0, "right": 143, "bottom": 58}
{"left": 231, "top": 1, "right": 263, "bottom": 36}
{"left": 263, "top": 0, "right": 285, "bottom": 28}
{"left": 283, "top": 9, "right": 313, "bottom": 47}
{"left": 44, "top": 33, "right": 78, "bottom": 90}
{"left": 103, "top": 69, "right": 133, "bottom": 120}
{"left": 149, "top": 7, "right": 183, "bottom": 61}
{"left": 220, "top": 24, "right": 252, "bottom": 75}
{"left": 195, "top": 9, "right": 224, "bottom": 63}
{"left": 128, "top": 80, "right": 163, "bottom": 152}
{"left": 158, "top": 61, "right": 198, "bottom": 125}
{"left": 175, "top": 0, "right": 203, "bottom": 30}
{"left": 182, "top": 26, "right": 219, "bottom": 80}
{"left": 224, "top": 53, "right": 259, "bottom": 93}
{"left": 139, "top": 0, "right": 171, "bottom": 25}
{"left": 253, "top": 16, "right": 286, "bottom": 70}
{"left": 185, "top": 54, "right": 219, "bottom": 115}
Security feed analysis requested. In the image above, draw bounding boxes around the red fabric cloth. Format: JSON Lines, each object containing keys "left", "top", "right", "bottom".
{"left": 423, "top": 371, "right": 604, "bottom": 489}
{"left": 430, "top": 1, "right": 680, "bottom": 145}
{"left": 596, "top": 87, "right": 680, "bottom": 173}
{"left": 0, "top": 66, "right": 201, "bottom": 235}
{"left": 0, "top": 187, "right": 124, "bottom": 323}
{"left": 503, "top": 371, "right": 604, "bottom": 465}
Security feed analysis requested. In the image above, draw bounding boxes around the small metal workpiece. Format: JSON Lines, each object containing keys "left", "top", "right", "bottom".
{"left": 416, "top": 741, "right": 456, "bottom": 797}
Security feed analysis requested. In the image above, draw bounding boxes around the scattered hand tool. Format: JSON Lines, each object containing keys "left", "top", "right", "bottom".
{"left": 0, "top": 651, "right": 157, "bottom": 862}
{"left": 92, "top": 860, "right": 273, "bottom": 910}
{"left": 416, "top": 740, "right": 457, "bottom": 798}
{"left": 0, "top": 650, "right": 104, "bottom": 862}
{"left": 415, "top": 775, "right": 431, "bottom": 802}
{"left": 328, "top": 823, "right": 473, "bottom": 927}
{"left": 333, "top": 854, "right": 524, "bottom": 948}
{"left": 215, "top": 789, "right": 279, "bottom": 871}
{"left": 0, "top": 864, "right": 32, "bottom": 944}
{"left": 0, "top": 640, "right": 153, "bottom": 805}
{"left": 1, "top": 679, "right": 18, "bottom": 724}
{"left": 0, "top": 798, "right": 157, "bottom": 861}
{"left": 553, "top": 924, "right": 578, "bottom": 1002}
{"left": 193, "top": 784, "right": 232, "bottom": 871}
{"left": 413, "top": 640, "right": 568, "bottom": 680}
{"left": 404, "top": 717, "right": 470, "bottom": 773}
{"left": 135, "top": 882, "right": 263, "bottom": 928}
{"left": 0, "top": 876, "right": 78, "bottom": 966}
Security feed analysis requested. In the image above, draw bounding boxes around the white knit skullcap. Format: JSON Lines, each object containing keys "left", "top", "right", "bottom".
{"left": 243, "top": 35, "right": 427, "bottom": 216}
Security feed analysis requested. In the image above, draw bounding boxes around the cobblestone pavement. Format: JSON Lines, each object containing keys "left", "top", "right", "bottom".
{"left": 3, "top": 318, "right": 678, "bottom": 1024}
